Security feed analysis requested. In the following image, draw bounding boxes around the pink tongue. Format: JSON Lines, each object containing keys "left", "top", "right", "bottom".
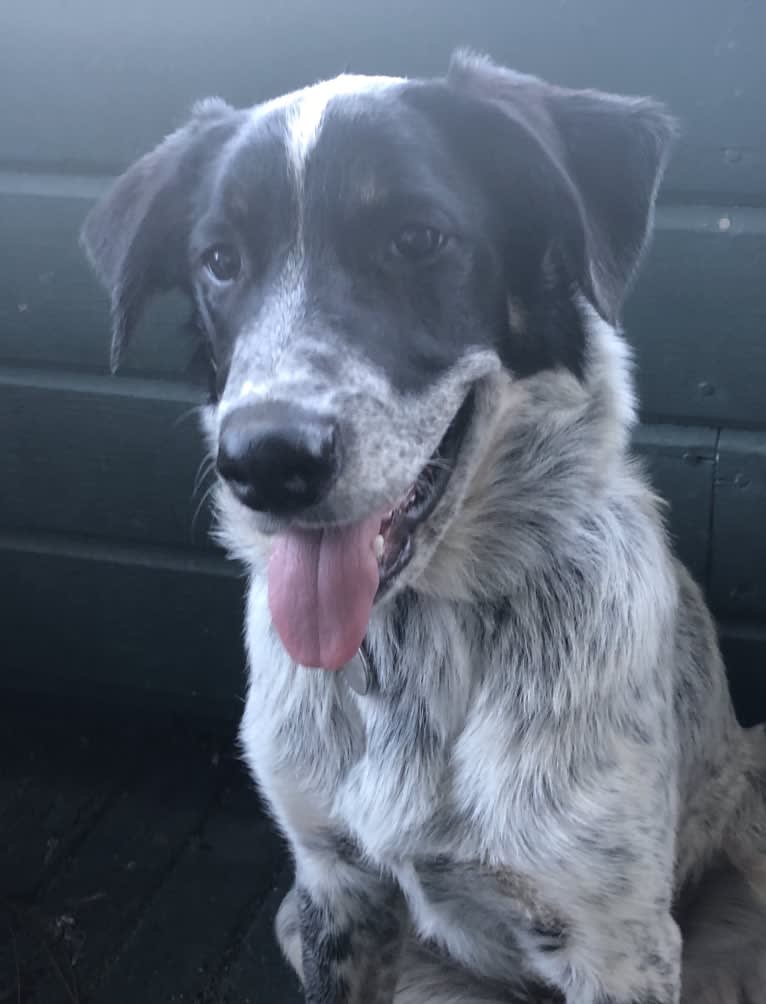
{"left": 268, "top": 513, "right": 382, "bottom": 670}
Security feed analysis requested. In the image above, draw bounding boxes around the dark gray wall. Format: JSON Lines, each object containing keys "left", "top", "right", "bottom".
{"left": 2, "top": 0, "right": 764, "bottom": 720}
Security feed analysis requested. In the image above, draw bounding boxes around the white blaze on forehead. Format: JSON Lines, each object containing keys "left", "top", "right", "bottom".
{"left": 287, "top": 74, "right": 403, "bottom": 173}
{"left": 253, "top": 73, "right": 404, "bottom": 180}
{"left": 216, "top": 74, "right": 405, "bottom": 200}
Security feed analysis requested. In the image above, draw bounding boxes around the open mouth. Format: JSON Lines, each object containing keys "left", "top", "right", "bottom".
{"left": 372, "top": 388, "right": 476, "bottom": 594}
{"left": 264, "top": 386, "right": 477, "bottom": 671}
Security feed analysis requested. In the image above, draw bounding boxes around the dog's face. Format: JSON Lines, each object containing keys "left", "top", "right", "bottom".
{"left": 82, "top": 52, "right": 674, "bottom": 671}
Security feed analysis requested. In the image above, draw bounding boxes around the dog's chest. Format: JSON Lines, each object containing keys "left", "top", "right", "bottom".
{"left": 240, "top": 581, "right": 576, "bottom": 974}
{"left": 242, "top": 582, "right": 568, "bottom": 863}
{"left": 242, "top": 583, "right": 475, "bottom": 849}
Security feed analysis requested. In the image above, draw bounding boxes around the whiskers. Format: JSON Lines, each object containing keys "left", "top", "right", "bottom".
{"left": 192, "top": 453, "right": 217, "bottom": 499}
{"left": 190, "top": 453, "right": 218, "bottom": 544}
{"left": 172, "top": 402, "right": 207, "bottom": 432}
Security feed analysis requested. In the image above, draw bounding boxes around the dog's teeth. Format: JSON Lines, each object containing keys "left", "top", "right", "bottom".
{"left": 374, "top": 534, "right": 385, "bottom": 559}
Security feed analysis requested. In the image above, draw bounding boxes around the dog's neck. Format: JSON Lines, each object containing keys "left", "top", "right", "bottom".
{"left": 415, "top": 313, "right": 639, "bottom": 611}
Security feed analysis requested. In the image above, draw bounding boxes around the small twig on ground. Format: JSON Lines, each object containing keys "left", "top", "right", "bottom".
{"left": 43, "top": 940, "right": 80, "bottom": 1004}
{"left": 9, "top": 923, "right": 21, "bottom": 1004}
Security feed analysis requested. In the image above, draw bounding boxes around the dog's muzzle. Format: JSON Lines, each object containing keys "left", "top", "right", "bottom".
{"left": 217, "top": 388, "right": 475, "bottom": 675}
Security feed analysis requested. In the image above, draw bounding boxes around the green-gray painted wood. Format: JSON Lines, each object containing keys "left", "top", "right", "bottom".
{"left": 633, "top": 425, "right": 717, "bottom": 589}
{"left": 1, "top": 538, "right": 245, "bottom": 710}
{"left": 626, "top": 207, "right": 766, "bottom": 427}
{"left": 722, "top": 626, "right": 766, "bottom": 728}
{"left": 2, "top": 1, "right": 764, "bottom": 201}
{"left": 0, "top": 182, "right": 198, "bottom": 378}
{"left": 1, "top": 377, "right": 213, "bottom": 549}
{"left": 711, "top": 431, "right": 766, "bottom": 619}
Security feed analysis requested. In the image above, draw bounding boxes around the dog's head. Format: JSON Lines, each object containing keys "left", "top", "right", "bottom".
{"left": 82, "top": 51, "right": 675, "bottom": 671}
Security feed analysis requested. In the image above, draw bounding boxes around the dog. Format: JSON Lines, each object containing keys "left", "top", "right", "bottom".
{"left": 81, "top": 50, "right": 766, "bottom": 1004}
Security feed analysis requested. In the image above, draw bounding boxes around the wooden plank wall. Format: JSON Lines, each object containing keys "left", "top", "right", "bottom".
{"left": 1, "top": 0, "right": 764, "bottom": 721}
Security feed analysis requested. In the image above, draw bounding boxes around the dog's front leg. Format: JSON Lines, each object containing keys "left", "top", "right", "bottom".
{"left": 525, "top": 856, "right": 682, "bottom": 1004}
{"left": 572, "top": 912, "right": 682, "bottom": 1004}
{"left": 279, "top": 843, "right": 405, "bottom": 1004}
{"left": 523, "top": 898, "right": 681, "bottom": 1004}
{"left": 515, "top": 760, "right": 683, "bottom": 1004}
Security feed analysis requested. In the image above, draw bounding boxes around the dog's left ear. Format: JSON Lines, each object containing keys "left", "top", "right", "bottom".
{"left": 448, "top": 51, "right": 678, "bottom": 322}
{"left": 81, "top": 99, "right": 242, "bottom": 372}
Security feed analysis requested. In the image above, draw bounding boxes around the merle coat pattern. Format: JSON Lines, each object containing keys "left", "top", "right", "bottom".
{"left": 81, "top": 51, "right": 766, "bottom": 1004}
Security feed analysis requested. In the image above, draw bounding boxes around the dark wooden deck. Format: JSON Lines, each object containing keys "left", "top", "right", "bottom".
{"left": 0, "top": 697, "right": 302, "bottom": 1004}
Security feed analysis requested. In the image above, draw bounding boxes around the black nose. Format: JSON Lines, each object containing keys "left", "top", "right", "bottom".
{"left": 217, "top": 401, "right": 340, "bottom": 515}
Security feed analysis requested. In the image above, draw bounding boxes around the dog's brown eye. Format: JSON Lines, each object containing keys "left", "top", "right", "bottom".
{"left": 391, "top": 225, "right": 446, "bottom": 263}
{"left": 202, "top": 244, "right": 241, "bottom": 282}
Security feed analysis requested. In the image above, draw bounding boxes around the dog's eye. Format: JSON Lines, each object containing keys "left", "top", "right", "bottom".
{"left": 391, "top": 225, "right": 447, "bottom": 263}
{"left": 202, "top": 244, "right": 242, "bottom": 283}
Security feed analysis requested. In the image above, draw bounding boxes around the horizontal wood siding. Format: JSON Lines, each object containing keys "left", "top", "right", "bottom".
{"left": 1, "top": 0, "right": 763, "bottom": 717}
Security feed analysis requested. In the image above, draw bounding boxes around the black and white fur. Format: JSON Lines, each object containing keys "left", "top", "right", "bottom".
{"left": 81, "top": 51, "right": 766, "bottom": 1004}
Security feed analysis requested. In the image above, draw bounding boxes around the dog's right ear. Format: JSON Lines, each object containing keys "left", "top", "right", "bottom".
{"left": 80, "top": 99, "right": 242, "bottom": 372}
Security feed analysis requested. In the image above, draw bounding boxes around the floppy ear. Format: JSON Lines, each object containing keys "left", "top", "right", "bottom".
{"left": 80, "top": 99, "right": 242, "bottom": 371}
{"left": 447, "top": 50, "right": 677, "bottom": 323}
